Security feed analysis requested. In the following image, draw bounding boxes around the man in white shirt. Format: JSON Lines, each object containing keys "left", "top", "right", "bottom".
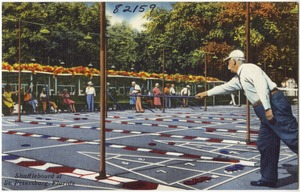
{"left": 195, "top": 50, "right": 298, "bottom": 188}
{"left": 181, "top": 85, "right": 191, "bottom": 107}
{"left": 170, "top": 84, "right": 176, "bottom": 108}
{"left": 86, "top": 81, "right": 96, "bottom": 112}
{"left": 132, "top": 81, "right": 144, "bottom": 113}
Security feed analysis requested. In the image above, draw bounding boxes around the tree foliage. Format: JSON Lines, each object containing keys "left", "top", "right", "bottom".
{"left": 2, "top": 2, "right": 298, "bottom": 83}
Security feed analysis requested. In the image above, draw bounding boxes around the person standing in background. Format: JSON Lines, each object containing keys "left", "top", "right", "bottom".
{"left": 86, "top": 81, "right": 96, "bottom": 112}
{"left": 229, "top": 92, "right": 237, "bottom": 105}
{"left": 129, "top": 81, "right": 136, "bottom": 110}
{"left": 164, "top": 84, "right": 171, "bottom": 108}
{"left": 170, "top": 83, "right": 176, "bottom": 108}
{"left": 153, "top": 83, "right": 162, "bottom": 110}
{"left": 181, "top": 85, "right": 191, "bottom": 107}
{"left": 132, "top": 81, "right": 144, "bottom": 113}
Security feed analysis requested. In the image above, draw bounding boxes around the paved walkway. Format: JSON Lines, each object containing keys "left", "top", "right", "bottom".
{"left": 2, "top": 105, "right": 298, "bottom": 190}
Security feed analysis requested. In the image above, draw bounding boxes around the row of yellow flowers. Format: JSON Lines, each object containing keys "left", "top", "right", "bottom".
{"left": 2, "top": 62, "right": 219, "bottom": 82}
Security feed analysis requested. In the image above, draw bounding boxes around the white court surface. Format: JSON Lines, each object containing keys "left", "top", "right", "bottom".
{"left": 2, "top": 105, "right": 298, "bottom": 190}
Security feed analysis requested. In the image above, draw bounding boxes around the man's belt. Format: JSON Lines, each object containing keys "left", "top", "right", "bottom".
{"left": 270, "top": 88, "right": 279, "bottom": 95}
{"left": 252, "top": 88, "right": 279, "bottom": 108}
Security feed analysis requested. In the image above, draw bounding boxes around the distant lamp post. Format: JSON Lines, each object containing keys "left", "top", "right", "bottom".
{"left": 148, "top": 45, "right": 154, "bottom": 50}
{"left": 147, "top": 44, "right": 178, "bottom": 113}
{"left": 40, "top": 27, "right": 50, "bottom": 34}
{"left": 212, "top": 55, "right": 218, "bottom": 78}
{"left": 17, "top": 18, "right": 50, "bottom": 122}
{"left": 172, "top": 49, "right": 178, "bottom": 54}
{"left": 278, "top": 65, "right": 293, "bottom": 80}
{"left": 192, "top": 52, "right": 198, "bottom": 57}
{"left": 84, "top": 33, "right": 93, "bottom": 40}
{"left": 196, "top": 50, "right": 216, "bottom": 111}
{"left": 119, "top": 41, "right": 126, "bottom": 45}
{"left": 257, "top": 62, "right": 266, "bottom": 71}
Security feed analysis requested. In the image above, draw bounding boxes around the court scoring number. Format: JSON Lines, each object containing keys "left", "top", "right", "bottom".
{"left": 113, "top": 4, "right": 156, "bottom": 14}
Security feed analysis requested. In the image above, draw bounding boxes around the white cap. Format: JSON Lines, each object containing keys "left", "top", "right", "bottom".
{"left": 224, "top": 50, "right": 245, "bottom": 61}
{"left": 87, "top": 81, "right": 93, "bottom": 85}
{"left": 186, "top": 85, "right": 190, "bottom": 88}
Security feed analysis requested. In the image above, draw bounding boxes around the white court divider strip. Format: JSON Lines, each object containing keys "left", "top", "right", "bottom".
{"left": 31, "top": 163, "right": 63, "bottom": 170}
{"left": 136, "top": 148, "right": 152, "bottom": 152}
{"left": 238, "top": 160, "right": 256, "bottom": 166}
{"left": 166, "top": 152, "right": 183, "bottom": 156}
{"left": 109, "top": 144, "right": 125, "bottom": 148}
{"left": 6, "top": 157, "right": 36, "bottom": 164}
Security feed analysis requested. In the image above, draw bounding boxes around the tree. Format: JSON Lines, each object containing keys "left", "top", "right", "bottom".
{"left": 215, "top": 2, "right": 298, "bottom": 82}
{"left": 107, "top": 23, "right": 138, "bottom": 70}
{"left": 2, "top": 2, "right": 298, "bottom": 83}
{"left": 2, "top": 2, "right": 102, "bottom": 67}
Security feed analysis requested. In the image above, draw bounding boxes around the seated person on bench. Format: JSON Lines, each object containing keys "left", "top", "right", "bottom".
{"left": 40, "top": 88, "right": 58, "bottom": 113}
{"left": 2, "top": 84, "right": 18, "bottom": 115}
{"left": 59, "top": 89, "right": 76, "bottom": 113}
{"left": 24, "top": 85, "right": 38, "bottom": 113}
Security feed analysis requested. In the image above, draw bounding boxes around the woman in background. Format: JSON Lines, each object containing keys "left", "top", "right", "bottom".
{"left": 129, "top": 81, "right": 136, "bottom": 110}
{"left": 153, "top": 83, "right": 161, "bottom": 110}
{"left": 3, "top": 84, "right": 18, "bottom": 115}
{"left": 60, "top": 89, "right": 76, "bottom": 113}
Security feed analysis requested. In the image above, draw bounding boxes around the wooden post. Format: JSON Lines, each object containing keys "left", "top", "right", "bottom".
{"left": 162, "top": 47, "right": 165, "bottom": 113}
{"left": 96, "top": 2, "right": 107, "bottom": 180}
{"left": 17, "top": 18, "right": 22, "bottom": 122}
{"left": 204, "top": 53, "right": 207, "bottom": 111}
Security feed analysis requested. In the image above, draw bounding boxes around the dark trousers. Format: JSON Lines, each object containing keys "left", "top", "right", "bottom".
{"left": 253, "top": 90, "right": 298, "bottom": 182}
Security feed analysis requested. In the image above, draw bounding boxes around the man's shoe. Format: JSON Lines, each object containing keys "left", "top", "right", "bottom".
{"left": 250, "top": 180, "right": 276, "bottom": 188}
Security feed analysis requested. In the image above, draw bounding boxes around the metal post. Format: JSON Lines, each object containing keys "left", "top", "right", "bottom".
{"left": 96, "top": 2, "right": 107, "bottom": 180}
{"left": 105, "top": 36, "right": 108, "bottom": 117}
{"left": 17, "top": 18, "right": 22, "bottom": 122}
{"left": 245, "top": 2, "right": 251, "bottom": 144}
{"left": 48, "top": 76, "right": 51, "bottom": 95}
{"left": 54, "top": 77, "right": 57, "bottom": 95}
{"left": 78, "top": 78, "right": 80, "bottom": 96}
{"left": 204, "top": 53, "right": 207, "bottom": 111}
{"left": 162, "top": 47, "right": 165, "bottom": 113}
{"left": 238, "top": 90, "right": 241, "bottom": 107}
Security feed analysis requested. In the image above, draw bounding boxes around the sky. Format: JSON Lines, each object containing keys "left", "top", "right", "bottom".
{"left": 105, "top": 2, "right": 174, "bottom": 31}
